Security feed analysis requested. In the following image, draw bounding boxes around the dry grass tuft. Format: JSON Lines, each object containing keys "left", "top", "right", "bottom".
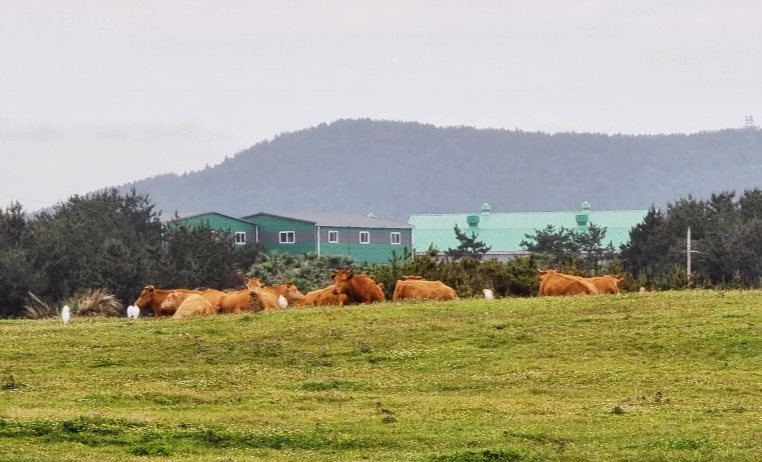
{"left": 23, "top": 293, "right": 58, "bottom": 319}
{"left": 75, "top": 289, "right": 123, "bottom": 317}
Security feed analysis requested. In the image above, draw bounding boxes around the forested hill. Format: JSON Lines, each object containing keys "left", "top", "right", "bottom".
{"left": 121, "top": 119, "right": 762, "bottom": 222}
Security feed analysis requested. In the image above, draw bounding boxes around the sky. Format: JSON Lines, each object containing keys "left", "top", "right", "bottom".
{"left": 2, "top": 0, "right": 761, "bottom": 212}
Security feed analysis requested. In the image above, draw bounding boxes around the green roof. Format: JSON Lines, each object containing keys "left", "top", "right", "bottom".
{"left": 409, "top": 208, "right": 649, "bottom": 253}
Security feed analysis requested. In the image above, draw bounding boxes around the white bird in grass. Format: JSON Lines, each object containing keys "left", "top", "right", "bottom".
{"left": 278, "top": 295, "right": 288, "bottom": 308}
{"left": 127, "top": 305, "right": 140, "bottom": 319}
{"left": 483, "top": 289, "right": 494, "bottom": 301}
{"left": 61, "top": 305, "right": 70, "bottom": 324}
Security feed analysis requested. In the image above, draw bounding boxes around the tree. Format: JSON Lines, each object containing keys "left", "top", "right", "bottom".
{"left": 520, "top": 223, "right": 610, "bottom": 271}
{"left": 446, "top": 225, "right": 491, "bottom": 260}
{"left": 23, "top": 188, "right": 163, "bottom": 305}
{"left": 157, "top": 222, "right": 239, "bottom": 290}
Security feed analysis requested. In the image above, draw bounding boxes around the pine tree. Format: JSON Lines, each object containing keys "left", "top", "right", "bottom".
{"left": 446, "top": 225, "right": 491, "bottom": 260}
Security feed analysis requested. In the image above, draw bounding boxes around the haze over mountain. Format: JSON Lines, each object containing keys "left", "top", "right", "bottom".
{"left": 121, "top": 119, "right": 762, "bottom": 223}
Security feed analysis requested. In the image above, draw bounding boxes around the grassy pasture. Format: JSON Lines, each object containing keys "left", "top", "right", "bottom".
{"left": 1, "top": 290, "right": 761, "bottom": 461}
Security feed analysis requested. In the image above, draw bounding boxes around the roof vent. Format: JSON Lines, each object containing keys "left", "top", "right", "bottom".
{"left": 367, "top": 212, "right": 377, "bottom": 218}
{"left": 481, "top": 203, "right": 491, "bottom": 215}
{"left": 576, "top": 213, "right": 589, "bottom": 233}
{"left": 581, "top": 201, "right": 591, "bottom": 213}
{"left": 466, "top": 214, "right": 480, "bottom": 227}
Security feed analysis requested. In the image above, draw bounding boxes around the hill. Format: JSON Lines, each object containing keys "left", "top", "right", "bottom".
{"left": 121, "top": 119, "right": 762, "bottom": 222}
{"left": 1, "top": 292, "right": 761, "bottom": 461}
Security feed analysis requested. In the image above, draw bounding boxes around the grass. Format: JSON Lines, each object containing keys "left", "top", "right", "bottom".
{"left": 0, "top": 290, "right": 761, "bottom": 460}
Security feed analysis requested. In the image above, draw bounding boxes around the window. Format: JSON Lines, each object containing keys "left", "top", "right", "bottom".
{"left": 359, "top": 231, "right": 370, "bottom": 244}
{"left": 390, "top": 232, "right": 401, "bottom": 245}
{"left": 328, "top": 230, "right": 339, "bottom": 243}
{"left": 279, "top": 231, "right": 295, "bottom": 244}
{"left": 235, "top": 232, "right": 246, "bottom": 245}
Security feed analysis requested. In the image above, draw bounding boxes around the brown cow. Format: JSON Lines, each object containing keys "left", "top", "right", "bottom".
{"left": 587, "top": 275, "right": 625, "bottom": 294}
{"left": 200, "top": 289, "right": 226, "bottom": 307}
{"left": 295, "top": 285, "right": 348, "bottom": 306}
{"left": 393, "top": 279, "right": 458, "bottom": 301}
{"left": 250, "top": 286, "right": 281, "bottom": 310}
{"left": 161, "top": 289, "right": 225, "bottom": 316}
{"left": 249, "top": 281, "right": 304, "bottom": 306}
{"left": 536, "top": 270, "right": 599, "bottom": 296}
{"left": 246, "top": 277, "right": 265, "bottom": 289}
{"left": 172, "top": 294, "right": 217, "bottom": 318}
{"left": 216, "top": 288, "right": 263, "bottom": 314}
{"left": 330, "top": 270, "right": 386, "bottom": 304}
{"left": 133, "top": 285, "right": 201, "bottom": 317}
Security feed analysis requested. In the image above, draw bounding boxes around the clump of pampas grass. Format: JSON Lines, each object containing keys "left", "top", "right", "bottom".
{"left": 75, "top": 289, "right": 123, "bottom": 318}
{"left": 23, "top": 293, "right": 58, "bottom": 319}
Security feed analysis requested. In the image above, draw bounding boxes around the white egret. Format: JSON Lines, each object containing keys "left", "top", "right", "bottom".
{"left": 278, "top": 295, "right": 288, "bottom": 308}
{"left": 127, "top": 305, "right": 140, "bottom": 319}
{"left": 483, "top": 289, "right": 494, "bottom": 301}
{"left": 61, "top": 305, "right": 70, "bottom": 324}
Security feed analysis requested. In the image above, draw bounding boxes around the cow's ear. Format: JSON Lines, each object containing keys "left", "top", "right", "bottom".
{"left": 378, "top": 283, "right": 384, "bottom": 289}
{"left": 148, "top": 286, "right": 154, "bottom": 293}
{"left": 347, "top": 273, "right": 354, "bottom": 280}
{"left": 330, "top": 274, "right": 336, "bottom": 281}
{"left": 285, "top": 281, "right": 293, "bottom": 286}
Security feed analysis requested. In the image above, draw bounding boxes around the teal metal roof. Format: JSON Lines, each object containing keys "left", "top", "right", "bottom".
{"left": 409, "top": 208, "right": 649, "bottom": 252}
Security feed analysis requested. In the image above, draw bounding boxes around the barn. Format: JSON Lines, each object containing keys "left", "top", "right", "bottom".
{"left": 161, "top": 212, "right": 258, "bottom": 245}
{"left": 240, "top": 212, "right": 413, "bottom": 265}
{"left": 408, "top": 202, "right": 649, "bottom": 261}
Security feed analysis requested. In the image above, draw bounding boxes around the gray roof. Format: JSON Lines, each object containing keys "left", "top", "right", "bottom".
{"left": 243, "top": 212, "right": 414, "bottom": 229}
{"left": 159, "top": 211, "right": 255, "bottom": 226}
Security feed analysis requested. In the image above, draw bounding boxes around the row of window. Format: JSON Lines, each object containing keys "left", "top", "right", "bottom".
{"left": 233, "top": 231, "right": 403, "bottom": 245}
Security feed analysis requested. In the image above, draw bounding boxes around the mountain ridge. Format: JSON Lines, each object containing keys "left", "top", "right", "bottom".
{"left": 120, "top": 118, "right": 762, "bottom": 222}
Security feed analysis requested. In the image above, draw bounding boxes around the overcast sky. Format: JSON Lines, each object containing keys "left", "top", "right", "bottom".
{"left": 2, "top": 0, "right": 760, "bottom": 212}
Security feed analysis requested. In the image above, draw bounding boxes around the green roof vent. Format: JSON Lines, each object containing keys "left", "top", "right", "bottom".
{"left": 367, "top": 212, "right": 377, "bottom": 218}
{"left": 481, "top": 203, "right": 491, "bottom": 215}
{"left": 581, "top": 201, "right": 591, "bottom": 213}
{"left": 466, "top": 214, "right": 480, "bottom": 227}
{"left": 575, "top": 213, "right": 589, "bottom": 233}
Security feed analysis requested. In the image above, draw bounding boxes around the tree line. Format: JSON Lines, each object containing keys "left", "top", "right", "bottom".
{"left": 4, "top": 187, "right": 762, "bottom": 318}
{"left": 0, "top": 188, "right": 262, "bottom": 318}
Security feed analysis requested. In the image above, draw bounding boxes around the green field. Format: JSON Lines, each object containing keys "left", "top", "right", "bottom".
{"left": 1, "top": 291, "right": 761, "bottom": 461}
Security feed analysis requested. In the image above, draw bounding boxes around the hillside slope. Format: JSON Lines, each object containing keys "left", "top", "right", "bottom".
{"left": 122, "top": 119, "right": 762, "bottom": 222}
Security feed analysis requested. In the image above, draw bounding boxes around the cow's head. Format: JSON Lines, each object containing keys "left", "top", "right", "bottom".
{"left": 248, "top": 287, "right": 264, "bottom": 311}
{"left": 282, "top": 281, "right": 304, "bottom": 303}
{"left": 160, "top": 291, "right": 183, "bottom": 312}
{"left": 134, "top": 285, "right": 156, "bottom": 308}
{"left": 330, "top": 270, "right": 354, "bottom": 294}
{"left": 247, "top": 277, "right": 265, "bottom": 289}
{"left": 535, "top": 269, "right": 555, "bottom": 282}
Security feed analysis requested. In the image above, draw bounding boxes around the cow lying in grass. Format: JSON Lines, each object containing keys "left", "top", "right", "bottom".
{"left": 161, "top": 290, "right": 223, "bottom": 318}
{"left": 587, "top": 275, "right": 625, "bottom": 294}
{"left": 133, "top": 285, "right": 202, "bottom": 317}
{"left": 295, "top": 285, "right": 348, "bottom": 306}
{"left": 330, "top": 270, "right": 386, "bottom": 304}
{"left": 247, "top": 278, "right": 304, "bottom": 306}
{"left": 536, "top": 270, "right": 598, "bottom": 296}
{"left": 392, "top": 277, "right": 458, "bottom": 301}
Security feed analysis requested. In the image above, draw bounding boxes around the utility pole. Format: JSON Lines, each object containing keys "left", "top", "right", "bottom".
{"left": 687, "top": 227, "right": 691, "bottom": 277}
